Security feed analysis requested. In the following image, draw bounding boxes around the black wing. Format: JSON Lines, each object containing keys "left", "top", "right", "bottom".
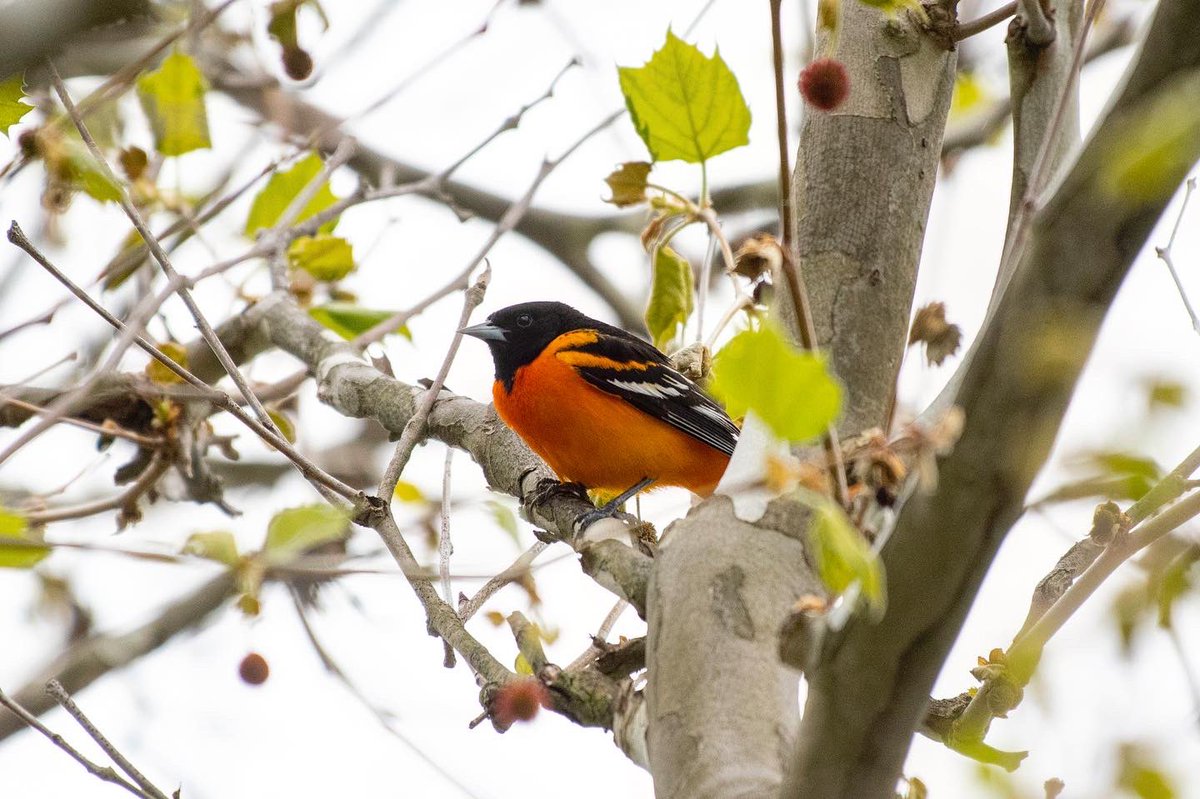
{"left": 562, "top": 326, "right": 739, "bottom": 456}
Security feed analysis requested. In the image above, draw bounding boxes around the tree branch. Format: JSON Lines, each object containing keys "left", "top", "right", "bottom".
{"left": 208, "top": 66, "right": 645, "bottom": 331}
{"left": 0, "top": 0, "right": 152, "bottom": 78}
{"left": 0, "top": 685, "right": 153, "bottom": 798}
{"left": 45, "top": 680, "right": 170, "bottom": 799}
{"left": 786, "top": 0, "right": 1200, "bottom": 793}
{"left": 0, "top": 571, "right": 237, "bottom": 743}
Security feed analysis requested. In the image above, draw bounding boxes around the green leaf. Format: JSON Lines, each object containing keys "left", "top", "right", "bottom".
{"left": 265, "top": 504, "right": 349, "bottom": 559}
{"left": 486, "top": 499, "right": 521, "bottom": 548}
{"left": 183, "top": 531, "right": 240, "bottom": 567}
{"left": 800, "top": 490, "right": 885, "bottom": 617}
{"left": 244, "top": 152, "right": 338, "bottom": 236}
{"left": 617, "top": 31, "right": 751, "bottom": 163}
{"left": 1089, "top": 451, "right": 1161, "bottom": 481}
{"left": 710, "top": 323, "right": 842, "bottom": 442}
{"left": 287, "top": 234, "right": 355, "bottom": 281}
{"left": 308, "top": 303, "right": 411, "bottom": 341}
{"left": 0, "top": 73, "right": 33, "bottom": 136}
{"left": 64, "top": 142, "right": 122, "bottom": 203}
{"left": 645, "top": 245, "right": 694, "bottom": 349}
{"left": 603, "top": 161, "right": 652, "bottom": 207}
{"left": 1037, "top": 451, "right": 1163, "bottom": 505}
{"left": 267, "top": 409, "right": 296, "bottom": 444}
{"left": 0, "top": 508, "right": 50, "bottom": 569}
{"left": 136, "top": 51, "right": 211, "bottom": 156}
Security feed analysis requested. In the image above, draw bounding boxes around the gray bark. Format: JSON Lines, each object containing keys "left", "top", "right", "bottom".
{"left": 789, "top": 0, "right": 957, "bottom": 435}
{"left": 785, "top": 0, "right": 1200, "bottom": 793}
{"left": 0, "top": 0, "right": 151, "bottom": 78}
{"left": 645, "top": 497, "right": 816, "bottom": 798}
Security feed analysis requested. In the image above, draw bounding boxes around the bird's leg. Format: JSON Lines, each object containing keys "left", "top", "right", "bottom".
{"left": 575, "top": 477, "right": 655, "bottom": 533}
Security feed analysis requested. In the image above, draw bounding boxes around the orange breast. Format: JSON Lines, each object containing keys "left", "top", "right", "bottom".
{"left": 492, "top": 333, "right": 729, "bottom": 497}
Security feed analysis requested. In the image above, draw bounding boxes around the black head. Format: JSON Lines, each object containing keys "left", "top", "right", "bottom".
{"left": 461, "top": 301, "right": 595, "bottom": 391}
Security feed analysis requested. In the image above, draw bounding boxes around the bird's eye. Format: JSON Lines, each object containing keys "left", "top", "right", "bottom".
{"left": 516, "top": 314, "right": 533, "bottom": 328}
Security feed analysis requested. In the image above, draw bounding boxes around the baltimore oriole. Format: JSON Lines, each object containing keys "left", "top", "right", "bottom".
{"left": 462, "top": 302, "right": 738, "bottom": 517}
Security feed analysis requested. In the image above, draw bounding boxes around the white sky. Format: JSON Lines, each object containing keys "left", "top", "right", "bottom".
{"left": 1, "top": 0, "right": 1199, "bottom": 797}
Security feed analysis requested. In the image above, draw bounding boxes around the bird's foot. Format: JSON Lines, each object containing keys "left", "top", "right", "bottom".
{"left": 526, "top": 478, "right": 590, "bottom": 511}
{"left": 574, "top": 505, "right": 640, "bottom": 536}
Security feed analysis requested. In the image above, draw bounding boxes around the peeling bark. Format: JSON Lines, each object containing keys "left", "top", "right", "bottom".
{"left": 645, "top": 497, "right": 816, "bottom": 798}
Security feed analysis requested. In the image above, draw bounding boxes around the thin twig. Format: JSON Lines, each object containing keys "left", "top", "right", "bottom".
{"left": 1154, "top": 176, "right": 1200, "bottom": 333}
{"left": 695, "top": 230, "right": 717, "bottom": 342}
{"left": 705, "top": 295, "right": 754, "bottom": 348}
{"left": 458, "top": 542, "right": 550, "bottom": 622}
{"left": 1010, "top": 491, "right": 1200, "bottom": 673}
{"left": 100, "top": 149, "right": 300, "bottom": 285}
{"left": 6, "top": 224, "right": 361, "bottom": 503}
{"left": 371, "top": 510, "right": 512, "bottom": 684}
{"left": 45, "top": 680, "right": 170, "bottom": 799}
{"left": 769, "top": 0, "right": 794, "bottom": 254}
{"left": 49, "top": 63, "right": 283, "bottom": 441}
{"left": 438, "top": 59, "right": 579, "bottom": 183}
{"left": 24, "top": 453, "right": 169, "bottom": 525}
{"left": 0, "top": 395, "right": 162, "bottom": 447}
{"left": 438, "top": 448, "right": 458, "bottom": 669}
{"left": 352, "top": 95, "right": 622, "bottom": 350}
{"left": 341, "top": 18, "right": 493, "bottom": 128}
{"left": 439, "top": 450, "right": 455, "bottom": 606}
{"left": 377, "top": 265, "right": 490, "bottom": 497}
{"left": 0, "top": 686, "right": 151, "bottom": 799}
{"left": 0, "top": 230, "right": 194, "bottom": 467}
{"left": 0, "top": 297, "right": 70, "bottom": 342}
{"left": 948, "top": 484, "right": 1200, "bottom": 748}
{"left": 74, "top": 0, "right": 237, "bottom": 122}
{"left": 288, "top": 591, "right": 483, "bottom": 799}
{"left": 567, "top": 598, "right": 629, "bottom": 671}
{"left": 261, "top": 137, "right": 357, "bottom": 289}
{"left": 954, "top": 1, "right": 1019, "bottom": 40}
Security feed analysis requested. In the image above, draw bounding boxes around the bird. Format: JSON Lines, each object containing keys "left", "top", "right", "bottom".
{"left": 461, "top": 301, "right": 739, "bottom": 521}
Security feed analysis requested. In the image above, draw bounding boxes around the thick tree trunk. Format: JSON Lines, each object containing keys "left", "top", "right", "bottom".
{"left": 645, "top": 497, "right": 816, "bottom": 798}
{"left": 788, "top": 0, "right": 957, "bottom": 436}
{"left": 786, "top": 0, "right": 1200, "bottom": 795}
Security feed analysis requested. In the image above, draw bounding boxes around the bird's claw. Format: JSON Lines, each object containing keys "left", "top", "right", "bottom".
{"left": 574, "top": 506, "right": 639, "bottom": 535}
{"left": 526, "top": 478, "right": 590, "bottom": 511}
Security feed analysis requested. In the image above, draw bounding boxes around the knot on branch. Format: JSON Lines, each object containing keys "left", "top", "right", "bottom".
{"left": 778, "top": 594, "right": 830, "bottom": 671}
{"left": 351, "top": 494, "right": 388, "bottom": 527}
{"left": 1089, "top": 500, "right": 1129, "bottom": 545}
{"left": 922, "top": 1, "right": 960, "bottom": 50}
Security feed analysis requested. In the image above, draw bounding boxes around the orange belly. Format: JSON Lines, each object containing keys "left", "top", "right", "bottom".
{"left": 492, "top": 348, "right": 729, "bottom": 497}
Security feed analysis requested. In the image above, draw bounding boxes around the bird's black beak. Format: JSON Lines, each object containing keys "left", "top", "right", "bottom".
{"left": 460, "top": 321, "right": 507, "bottom": 342}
